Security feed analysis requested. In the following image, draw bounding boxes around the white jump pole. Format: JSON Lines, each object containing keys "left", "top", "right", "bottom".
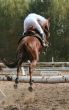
{"left": 0, "top": 75, "right": 69, "bottom": 83}
{"left": 21, "top": 67, "right": 26, "bottom": 76}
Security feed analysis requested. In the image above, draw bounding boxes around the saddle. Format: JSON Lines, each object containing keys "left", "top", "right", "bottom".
{"left": 18, "top": 29, "right": 43, "bottom": 45}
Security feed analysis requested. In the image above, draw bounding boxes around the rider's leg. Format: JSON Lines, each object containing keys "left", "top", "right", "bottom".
{"left": 34, "top": 21, "right": 46, "bottom": 46}
{"left": 24, "top": 19, "right": 46, "bottom": 46}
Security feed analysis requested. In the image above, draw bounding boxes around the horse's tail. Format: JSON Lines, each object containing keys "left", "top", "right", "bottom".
{"left": 2, "top": 58, "right": 18, "bottom": 68}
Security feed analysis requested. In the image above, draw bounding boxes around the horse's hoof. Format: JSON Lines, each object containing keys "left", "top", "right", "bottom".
{"left": 14, "top": 84, "right": 18, "bottom": 89}
{"left": 28, "top": 86, "right": 33, "bottom": 92}
{"left": 7, "top": 76, "right": 12, "bottom": 81}
{"left": 29, "top": 81, "right": 33, "bottom": 86}
{"left": 15, "top": 78, "right": 19, "bottom": 84}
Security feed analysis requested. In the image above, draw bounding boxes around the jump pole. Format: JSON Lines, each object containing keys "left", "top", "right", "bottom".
{"left": 0, "top": 75, "right": 69, "bottom": 83}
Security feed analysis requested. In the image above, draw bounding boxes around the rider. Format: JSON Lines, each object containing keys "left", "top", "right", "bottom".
{"left": 23, "top": 13, "right": 50, "bottom": 47}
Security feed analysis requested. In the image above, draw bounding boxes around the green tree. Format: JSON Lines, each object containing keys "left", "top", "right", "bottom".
{"left": 0, "top": 0, "right": 69, "bottom": 61}
{"left": 27, "top": 0, "right": 69, "bottom": 61}
{"left": 0, "top": 0, "right": 28, "bottom": 59}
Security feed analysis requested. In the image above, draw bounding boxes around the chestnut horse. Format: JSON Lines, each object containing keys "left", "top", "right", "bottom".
{"left": 3, "top": 27, "right": 50, "bottom": 90}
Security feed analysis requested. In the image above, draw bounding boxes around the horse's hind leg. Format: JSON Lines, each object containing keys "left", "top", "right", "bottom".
{"left": 14, "top": 59, "right": 22, "bottom": 88}
{"left": 28, "top": 63, "right": 33, "bottom": 91}
{"left": 29, "top": 60, "right": 37, "bottom": 91}
{"left": 29, "top": 64, "right": 32, "bottom": 86}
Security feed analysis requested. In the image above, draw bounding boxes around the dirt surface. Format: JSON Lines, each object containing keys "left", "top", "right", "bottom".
{"left": 0, "top": 80, "right": 69, "bottom": 110}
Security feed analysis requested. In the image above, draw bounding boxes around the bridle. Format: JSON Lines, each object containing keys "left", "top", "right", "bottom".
{"left": 44, "top": 26, "right": 50, "bottom": 38}
{"left": 43, "top": 26, "right": 50, "bottom": 48}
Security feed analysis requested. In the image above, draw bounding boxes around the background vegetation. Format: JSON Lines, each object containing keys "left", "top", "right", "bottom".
{"left": 0, "top": 0, "right": 69, "bottom": 61}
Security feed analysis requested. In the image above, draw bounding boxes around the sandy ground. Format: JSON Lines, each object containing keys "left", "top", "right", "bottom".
{"left": 0, "top": 80, "right": 69, "bottom": 110}
{"left": 0, "top": 68, "right": 69, "bottom": 110}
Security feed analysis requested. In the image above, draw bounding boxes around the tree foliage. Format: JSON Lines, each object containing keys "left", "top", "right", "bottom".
{"left": 0, "top": 0, "right": 69, "bottom": 61}
{"left": 27, "top": 0, "right": 69, "bottom": 61}
{"left": 0, "top": 0, "right": 28, "bottom": 59}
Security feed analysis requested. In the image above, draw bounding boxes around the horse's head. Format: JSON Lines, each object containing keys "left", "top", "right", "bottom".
{"left": 44, "top": 18, "right": 50, "bottom": 31}
{"left": 42, "top": 18, "right": 50, "bottom": 47}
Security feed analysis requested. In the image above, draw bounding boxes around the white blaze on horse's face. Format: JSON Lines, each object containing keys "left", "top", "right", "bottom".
{"left": 45, "top": 19, "right": 50, "bottom": 31}
{"left": 43, "top": 18, "right": 50, "bottom": 38}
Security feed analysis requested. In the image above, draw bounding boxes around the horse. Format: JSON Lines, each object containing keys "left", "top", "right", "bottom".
{"left": 2, "top": 25, "right": 50, "bottom": 91}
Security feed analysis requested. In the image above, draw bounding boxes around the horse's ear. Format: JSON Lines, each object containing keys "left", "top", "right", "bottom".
{"left": 48, "top": 17, "right": 51, "bottom": 22}
{"left": 47, "top": 18, "right": 50, "bottom": 28}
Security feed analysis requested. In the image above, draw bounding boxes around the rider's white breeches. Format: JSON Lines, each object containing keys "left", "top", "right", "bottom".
{"left": 24, "top": 18, "right": 44, "bottom": 37}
